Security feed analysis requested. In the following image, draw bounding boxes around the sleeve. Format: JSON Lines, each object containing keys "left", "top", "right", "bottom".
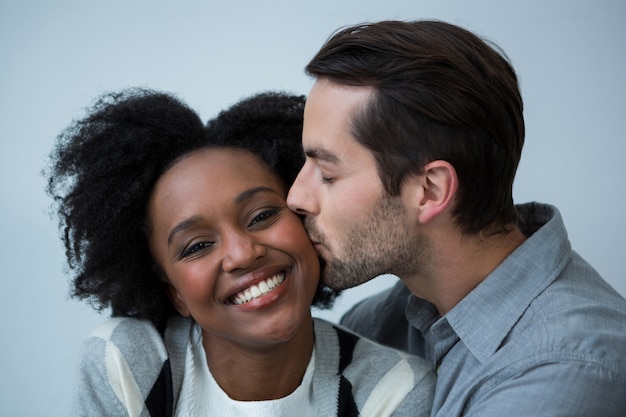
{"left": 465, "top": 360, "right": 626, "bottom": 417}
{"left": 390, "top": 364, "right": 436, "bottom": 417}
{"left": 337, "top": 320, "right": 436, "bottom": 417}
{"left": 71, "top": 334, "right": 130, "bottom": 417}
{"left": 354, "top": 353, "right": 435, "bottom": 417}
{"left": 70, "top": 318, "right": 171, "bottom": 417}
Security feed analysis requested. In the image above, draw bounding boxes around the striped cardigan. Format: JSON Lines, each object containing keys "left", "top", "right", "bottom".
{"left": 72, "top": 316, "right": 434, "bottom": 416}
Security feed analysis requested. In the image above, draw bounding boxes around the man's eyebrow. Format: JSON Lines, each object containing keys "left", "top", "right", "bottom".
{"left": 304, "top": 147, "right": 340, "bottom": 164}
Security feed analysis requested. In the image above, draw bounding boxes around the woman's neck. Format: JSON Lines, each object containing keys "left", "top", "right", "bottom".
{"left": 201, "top": 316, "right": 315, "bottom": 401}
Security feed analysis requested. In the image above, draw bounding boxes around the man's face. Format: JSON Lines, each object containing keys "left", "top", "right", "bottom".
{"left": 287, "top": 79, "right": 419, "bottom": 289}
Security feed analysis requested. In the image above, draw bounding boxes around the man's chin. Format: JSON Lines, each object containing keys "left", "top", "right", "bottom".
{"left": 321, "top": 276, "right": 345, "bottom": 291}
{"left": 319, "top": 260, "right": 340, "bottom": 289}
{"left": 319, "top": 257, "right": 383, "bottom": 291}
{"left": 319, "top": 263, "right": 351, "bottom": 290}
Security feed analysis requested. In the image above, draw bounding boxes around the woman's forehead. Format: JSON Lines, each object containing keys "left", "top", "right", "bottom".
{"left": 154, "top": 148, "right": 285, "bottom": 206}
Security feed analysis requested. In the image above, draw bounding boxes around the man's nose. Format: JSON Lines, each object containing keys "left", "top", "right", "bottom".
{"left": 287, "top": 167, "right": 318, "bottom": 216}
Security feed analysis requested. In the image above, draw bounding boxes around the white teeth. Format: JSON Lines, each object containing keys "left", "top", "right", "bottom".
{"left": 231, "top": 273, "right": 285, "bottom": 305}
{"left": 250, "top": 286, "right": 261, "bottom": 297}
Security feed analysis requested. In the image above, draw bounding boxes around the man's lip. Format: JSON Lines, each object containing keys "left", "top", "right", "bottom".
{"left": 311, "top": 242, "right": 328, "bottom": 260}
{"left": 311, "top": 241, "right": 323, "bottom": 252}
{"left": 308, "top": 235, "right": 321, "bottom": 246}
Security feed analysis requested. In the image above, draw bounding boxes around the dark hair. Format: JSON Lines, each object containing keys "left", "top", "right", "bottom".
{"left": 306, "top": 20, "right": 525, "bottom": 235}
{"left": 207, "top": 92, "right": 307, "bottom": 193}
{"left": 46, "top": 88, "right": 337, "bottom": 328}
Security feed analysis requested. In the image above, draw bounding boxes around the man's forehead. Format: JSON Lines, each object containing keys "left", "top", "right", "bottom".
{"left": 309, "top": 78, "right": 375, "bottom": 98}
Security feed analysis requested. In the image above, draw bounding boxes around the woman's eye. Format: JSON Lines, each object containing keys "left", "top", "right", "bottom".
{"left": 181, "top": 241, "right": 212, "bottom": 259}
{"left": 249, "top": 209, "right": 278, "bottom": 227}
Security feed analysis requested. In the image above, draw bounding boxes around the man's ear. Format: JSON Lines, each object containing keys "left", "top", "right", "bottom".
{"left": 162, "top": 280, "right": 191, "bottom": 317}
{"left": 402, "top": 160, "right": 458, "bottom": 224}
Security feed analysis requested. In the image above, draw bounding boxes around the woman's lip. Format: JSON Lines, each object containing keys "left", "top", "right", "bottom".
{"left": 224, "top": 266, "right": 290, "bottom": 302}
{"left": 227, "top": 270, "right": 291, "bottom": 310}
{"left": 228, "top": 272, "right": 286, "bottom": 305}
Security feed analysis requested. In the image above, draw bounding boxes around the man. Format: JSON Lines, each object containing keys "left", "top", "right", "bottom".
{"left": 287, "top": 20, "right": 626, "bottom": 416}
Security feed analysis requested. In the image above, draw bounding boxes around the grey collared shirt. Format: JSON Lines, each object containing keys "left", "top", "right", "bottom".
{"left": 342, "top": 202, "right": 626, "bottom": 416}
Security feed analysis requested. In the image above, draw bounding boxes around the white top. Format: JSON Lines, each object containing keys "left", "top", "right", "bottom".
{"left": 175, "top": 321, "right": 316, "bottom": 417}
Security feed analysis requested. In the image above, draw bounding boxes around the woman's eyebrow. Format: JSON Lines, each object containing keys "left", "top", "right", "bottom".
{"left": 168, "top": 215, "right": 202, "bottom": 245}
{"left": 234, "top": 186, "right": 280, "bottom": 204}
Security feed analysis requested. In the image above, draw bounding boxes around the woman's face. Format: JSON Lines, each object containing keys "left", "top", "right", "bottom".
{"left": 148, "top": 148, "right": 319, "bottom": 348}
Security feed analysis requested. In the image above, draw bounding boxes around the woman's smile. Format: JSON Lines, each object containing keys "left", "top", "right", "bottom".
{"left": 230, "top": 271, "right": 287, "bottom": 305}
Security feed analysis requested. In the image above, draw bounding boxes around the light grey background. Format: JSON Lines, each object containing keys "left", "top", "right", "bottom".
{"left": 1, "top": 1, "right": 624, "bottom": 415}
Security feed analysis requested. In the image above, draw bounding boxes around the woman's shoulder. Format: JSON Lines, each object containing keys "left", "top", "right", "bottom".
{"left": 80, "top": 317, "right": 168, "bottom": 364}
{"left": 312, "top": 317, "right": 432, "bottom": 376}
{"left": 74, "top": 318, "right": 177, "bottom": 416}
{"left": 88, "top": 316, "right": 163, "bottom": 341}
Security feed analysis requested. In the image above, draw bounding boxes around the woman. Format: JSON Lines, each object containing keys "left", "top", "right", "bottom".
{"left": 46, "top": 88, "right": 435, "bottom": 416}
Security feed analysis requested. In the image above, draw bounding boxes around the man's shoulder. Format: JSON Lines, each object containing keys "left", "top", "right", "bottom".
{"left": 313, "top": 317, "right": 435, "bottom": 416}
{"left": 340, "top": 280, "right": 413, "bottom": 346}
{"left": 518, "top": 261, "right": 626, "bottom": 361}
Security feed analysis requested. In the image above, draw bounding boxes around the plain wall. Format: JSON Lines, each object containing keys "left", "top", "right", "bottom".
{"left": 1, "top": 1, "right": 624, "bottom": 415}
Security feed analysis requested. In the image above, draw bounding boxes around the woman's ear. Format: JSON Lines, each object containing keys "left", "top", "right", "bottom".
{"left": 402, "top": 160, "right": 458, "bottom": 224}
{"left": 163, "top": 281, "right": 191, "bottom": 317}
{"left": 153, "top": 262, "right": 191, "bottom": 317}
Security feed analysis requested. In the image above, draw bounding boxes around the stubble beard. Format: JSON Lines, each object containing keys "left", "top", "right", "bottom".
{"left": 306, "top": 194, "right": 421, "bottom": 290}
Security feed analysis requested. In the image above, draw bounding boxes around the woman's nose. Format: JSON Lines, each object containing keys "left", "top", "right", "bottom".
{"left": 221, "top": 231, "right": 266, "bottom": 272}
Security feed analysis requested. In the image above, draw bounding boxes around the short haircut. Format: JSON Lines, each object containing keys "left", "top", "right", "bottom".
{"left": 306, "top": 20, "right": 525, "bottom": 235}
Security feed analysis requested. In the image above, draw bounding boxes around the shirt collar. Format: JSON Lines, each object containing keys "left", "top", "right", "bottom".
{"left": 409, "top": 203, "right": 572, "bottom": 363}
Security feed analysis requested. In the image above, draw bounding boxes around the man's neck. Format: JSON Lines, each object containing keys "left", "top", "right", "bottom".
{"left": 403, "top": 226, "right": 527, "bottom": 316}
